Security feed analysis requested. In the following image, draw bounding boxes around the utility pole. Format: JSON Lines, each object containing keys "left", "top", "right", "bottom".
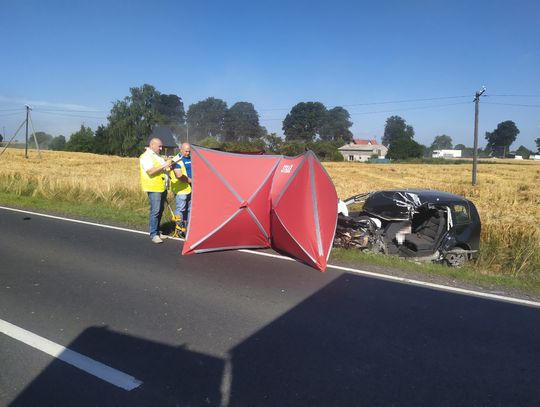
{"left": 25, "top": 105, "right": 30, "bottom": 159}
{"left": 472, "top": 86, "right": 485, "bottom": 186}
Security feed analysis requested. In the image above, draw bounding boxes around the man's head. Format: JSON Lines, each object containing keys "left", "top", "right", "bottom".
{"left": 149, "top": 138, "right": 163, "bottom": 154}
{"left": 181, "top": 143, "right": 191, "bottom": 157}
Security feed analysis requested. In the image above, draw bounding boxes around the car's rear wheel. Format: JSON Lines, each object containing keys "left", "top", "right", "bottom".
{"left": 443, "top": 247, "right": 469, "bottom": 267}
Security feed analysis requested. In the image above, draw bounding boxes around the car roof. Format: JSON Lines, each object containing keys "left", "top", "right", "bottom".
{"left": 371, "top": 189, "right": 470, "bottom": 204}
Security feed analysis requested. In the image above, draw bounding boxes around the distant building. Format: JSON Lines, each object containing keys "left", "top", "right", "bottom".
{"left": 148, "top": 125, "right": 179, "bottom": 156}
{"left": 338, "top": 139, "right": 388, "bottom": 162}
{"left": 432, "top": 149, "right": 462, "bottom": 159}
{"left": 531, "top": 155, "right": 540, "bottom": 161}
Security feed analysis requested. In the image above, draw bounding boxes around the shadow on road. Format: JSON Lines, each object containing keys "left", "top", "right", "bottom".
{"left": 10, "top": 326, "right": 225, "bottom": 406}
{"left": 10, "top": 274, "right": 540, "bottom": 406}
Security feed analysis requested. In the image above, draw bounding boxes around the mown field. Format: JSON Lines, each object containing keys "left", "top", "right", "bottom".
{"left": 1, "top": 148, "right": 539, "bottom": 285}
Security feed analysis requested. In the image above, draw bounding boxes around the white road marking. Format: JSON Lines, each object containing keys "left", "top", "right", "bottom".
{"left": 0, "top": 318, "right": 142, "bottom": 391}
{"left": 2, "top": 205, "right": 540, "bottom": 309}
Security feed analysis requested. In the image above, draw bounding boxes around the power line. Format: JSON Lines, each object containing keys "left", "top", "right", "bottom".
{"left": 347, "top": 101, "right": 471, "bottom": 115}
{"left": 486, "top": 94, "right": 540, "bottom": 98}
{"left": 0, "top": 108, "right": 25, "bottom": 112}
{"left": 257, "top": 95, "right": 470, "bottom": 112}
{"left": 34, "top": 107, "right": 109, "bottom": 113}
{"left": 483, "top": 101, "right": 540, "bottom": 108}
{"left": 258, "top": 101, "right": 471, "bottom": 121}
{"left": 32, "top": 110, "right": 107, "bottom": 119}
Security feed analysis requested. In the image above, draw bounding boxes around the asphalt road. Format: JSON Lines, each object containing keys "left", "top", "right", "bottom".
{"left": 1, "top": 207, "right": 539, "bottom": 406}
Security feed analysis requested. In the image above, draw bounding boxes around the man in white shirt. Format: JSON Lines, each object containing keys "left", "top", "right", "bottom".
{"left": 139, "top": 138, "right": 172, "bottom": 243}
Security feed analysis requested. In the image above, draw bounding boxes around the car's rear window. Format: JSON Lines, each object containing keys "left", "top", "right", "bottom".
{"left": 453, "top": 204, "right": 471, "bottom": 224}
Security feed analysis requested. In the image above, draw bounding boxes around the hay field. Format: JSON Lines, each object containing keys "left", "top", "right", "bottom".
{"left": 1, "top": 148, "right": 539, "bottom": 279}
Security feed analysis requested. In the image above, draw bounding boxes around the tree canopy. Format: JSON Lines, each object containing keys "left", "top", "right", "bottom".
{"left": 382, "top": 115, "right": 415, "bottom": 146}
{"left": 430, "top": 134, "right": 453, "bottom": 150}
{"left": 66, "top": 125, "right": 94, "bottom": 152}
{"left": 485, "top": 120, "right": 520, "bottom": 156}
{"left": 535, "top": 138, "right": 540, "bottom": 153}
{"left": 283, "top": 102, "right": 353, "bottom": 143}
{"left": 49, "top": 135, "right": 66, "bottom": 151}
{"left": 514, "top": 145, "right": 532, "bottom": 158}
{"left": 187, "top": 97, "right": 228, "bottom": 141}
{"left": 387, "top": 137, "right": 424, "bottom": 160}
{"left": 319, "top": 107, "right": 353, "bottom": 142}
{"left": 223, "top": 102, "right": 264, "bottom": 142}
{"left": 283, "top": 102, "right": 326, "bottom": 142}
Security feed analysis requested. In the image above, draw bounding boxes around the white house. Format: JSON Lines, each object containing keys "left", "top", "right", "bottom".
{"left": 338, "top": 139, "right": 388, "bottom": 162}
{"left": 432, "top": 149, "right": 462, "bottom": 159}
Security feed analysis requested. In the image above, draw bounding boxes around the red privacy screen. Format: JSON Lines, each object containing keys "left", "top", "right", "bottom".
{"left": 182, "top": 146, "right": 337, "bottom": 271}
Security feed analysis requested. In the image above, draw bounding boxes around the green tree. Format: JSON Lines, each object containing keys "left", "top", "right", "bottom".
{"left": 93, "top": 125, "right": 110, "bottom": 154}
{"left": 535, "top": 138, "right": 540, "bottom": 153}
{"left": 280, "top": 141, "right": 306, "bottom": 156}
{"left": 223, "top": 102, "right": 263, "bottom": 142}
{"left": 105, "top": 84, "right": 184, "bottom": 156}
{"left": 263, "top": 133, "right": 283, "bottom": 154}
{"left": 485, "top": 120, "right": 520, "bottom": 157}
{"left": 382, "top": 115, "right": 415, "bottom": 146}
{"left": 187, "top": 97, "right": 228, "bottom": 141}
{"left": 49, "top": 135, "right": 66, "bottom": 151}
{"left": 283, "top": 102, "right": 326, "bottom": 142}
{"left": 154, "top": 94, "right": 185, "bottom": 125}
{"left": 454, "top": 143, "right": 466, "bottom": 150}
{"left": 387, "top": 137, "right": 424, "bottom": 160}
{"left": 319, "top": 107, "right": 353, "bottom": 142}
{"left": 0, "top": 133, "right": 4, "bottom": 143}
{"left": 515, "top": 145, "right": 532, "bottom": 159}
{"left": 430, "top": 134, "right": 453, "bottom": 150}
{"left": 308, "top": 140, "right": 344, "bottom": 161}
{"left": 32, "top": 131, "right": 54, "bottom": 149}
{"left": 66, "top": 125, "right": 95, "bottom": 152}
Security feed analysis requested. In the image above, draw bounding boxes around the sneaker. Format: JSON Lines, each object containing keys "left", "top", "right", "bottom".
{"left": 152, "top": 235, "right": 163, "bottom": 244}
{"left": 159, "top": 233, "right": 168, "bottom": 240}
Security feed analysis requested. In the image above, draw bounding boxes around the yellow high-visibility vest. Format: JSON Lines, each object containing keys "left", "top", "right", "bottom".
{"left": 170, "top": 160, "right": 192, "bottom": 195}
{"left": 139, "top": 151, "right": 166, "bottom": 192}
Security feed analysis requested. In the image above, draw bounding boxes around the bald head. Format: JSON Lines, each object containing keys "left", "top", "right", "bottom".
{"left": 181, "top": 143, "right": 191, "bottom": 157}
{"left": 149, "top": 138, "right": 163, "bottom": 154}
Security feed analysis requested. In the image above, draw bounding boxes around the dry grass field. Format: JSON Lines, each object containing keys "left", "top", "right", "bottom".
{"left": 1, "top": 148, "right": 539, "bottom": 281}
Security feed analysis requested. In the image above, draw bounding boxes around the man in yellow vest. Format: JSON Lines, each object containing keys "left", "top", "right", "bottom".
{"left": 170, "top": 143, "right": 192, "bottom": 231}
{"left": 140, "top": 138, "right": 172, "bottom": 243}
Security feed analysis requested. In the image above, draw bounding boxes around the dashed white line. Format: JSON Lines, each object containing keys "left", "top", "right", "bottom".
{"left": 0, "top": 318, "right": 142, "bottom": 391}
{"left": 2, "top": 205, "right": 540, "bottom": 309}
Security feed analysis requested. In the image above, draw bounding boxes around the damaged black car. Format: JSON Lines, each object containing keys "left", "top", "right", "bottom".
{"left": 334, "top": 189, "right": 481, "bottom": 266}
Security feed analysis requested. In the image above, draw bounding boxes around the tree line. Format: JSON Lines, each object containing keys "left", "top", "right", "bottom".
{"left": 26, "top": 83, "right": 538, "bottom": 160}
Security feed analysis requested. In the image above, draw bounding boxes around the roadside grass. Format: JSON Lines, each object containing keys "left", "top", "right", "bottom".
{"left": 330, "top": 248, "right": 540, "bottom": 295}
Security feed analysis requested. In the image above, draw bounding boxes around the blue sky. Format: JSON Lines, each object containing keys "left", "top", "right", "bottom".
{"left": 1, "top": 0, "right": 539, "bottom": 150}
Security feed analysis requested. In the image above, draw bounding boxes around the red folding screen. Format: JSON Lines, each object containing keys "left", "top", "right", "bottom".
{"left": 182, "top": 146, "right": 338, "bottom": 271}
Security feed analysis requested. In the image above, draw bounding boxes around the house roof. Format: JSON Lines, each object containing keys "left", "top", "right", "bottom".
{"left": 148, "top": 125, "right": 178, "bottom": 148}
{"left": 338, "top": 143, "right": 388, "bottom": 153}
{"left": 353, "top": 138, "right": 379, "bottom": 145}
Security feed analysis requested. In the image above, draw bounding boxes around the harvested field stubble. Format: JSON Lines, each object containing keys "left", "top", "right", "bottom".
{"left": 1, "top": 149, "right": 539, "bottom": 280}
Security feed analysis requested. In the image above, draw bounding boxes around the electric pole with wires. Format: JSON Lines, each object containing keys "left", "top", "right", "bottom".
{"left": 0, "top": 106, "right": 41, "bottom": 160}
{"left": 472, "top": 86, "right": 486, "bottom": 186}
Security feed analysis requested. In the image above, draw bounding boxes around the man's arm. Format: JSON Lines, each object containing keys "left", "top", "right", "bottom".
{"left": 147, "top": 160, "right": 172, "bottom": 176}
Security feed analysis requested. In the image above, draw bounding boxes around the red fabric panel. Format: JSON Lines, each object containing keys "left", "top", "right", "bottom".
{"left": 270, "top": 155, "right": 306, "bottom": 204}
{"left": 193, "top": 209, "right": 271, "bottom": 252}
{"left": 201, "top": 149, "right": 280, "bottom": 200}
{"left": 182, "top": 148, "right": 241, "bottom": 254}
{"left": 311, "top": 157, "right": 338, "bottom": 260}
{"left": 245, "top": 173, "right": 274, "bottom": 237}
{"left": 271, "top": 214, "right": 315, "bottom": 267}
{"left": 272, "top": 158, "right": 320, "bottom": 267}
